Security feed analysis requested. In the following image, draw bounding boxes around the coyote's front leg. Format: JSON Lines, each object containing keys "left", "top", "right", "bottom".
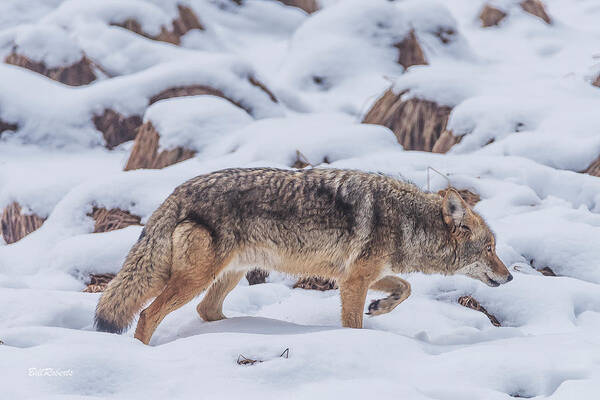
{"left": 197, "top": 270, "right": 245, "bottom": 322}
{"left": 339, "top": 260, "right": 382, "bottom": 328}
{"left": 366, "top": 276, "right": 411, "bottom": 316}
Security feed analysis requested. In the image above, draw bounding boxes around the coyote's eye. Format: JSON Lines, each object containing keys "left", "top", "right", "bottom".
{"left": 486, "top": 245, "right": 492, "bottom": 253}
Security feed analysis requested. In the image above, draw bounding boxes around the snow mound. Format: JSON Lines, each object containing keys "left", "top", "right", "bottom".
{"left": 203, "top": 113, "right": 401, "bottom": 166}
{"left": 0, "top": 54, "right": 281, "bottom": 148}
{"left": 0, "top": 23, "right": 84, "bottom": 69}
{"left": 275, "top": 0, "right": 473, "bottom": 115}
{"left": 391, "top": 60, "right": 600, "bottom": 171}
{"left": 145, "top": 95, "right": 253, "bottom": 152}
{"left": 46, "top": 0, "right": 174, "bottom": 37}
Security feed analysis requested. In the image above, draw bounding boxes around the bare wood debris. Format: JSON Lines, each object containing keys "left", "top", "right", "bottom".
{"left": 458, "top": 295, "right": 501, "bottom": 327}
{"left": 237, "top": 348, "right": 290, "bottom": 366}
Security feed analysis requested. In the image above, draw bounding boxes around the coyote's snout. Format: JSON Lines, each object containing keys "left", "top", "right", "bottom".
{"left": 95, "top": 168, "right": 511, "bottom": 344}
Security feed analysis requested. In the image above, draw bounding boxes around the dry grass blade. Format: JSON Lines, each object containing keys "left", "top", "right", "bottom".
{"left": 237, "top": 354, "right": 262, "bottom": 366}
{"left": 538, "top": 267, "right": 556, "bottom": 276}
{"left": 278, "top": 0, "right": 319, "bottom": 13}
{"left": 148, "top": 76, "right": 277, "bottom": 113}
{"left": 529, "top": 258, "right": 557, "bottom": 276}
{"left": 246, "top": 269, "right": 269, "bottom": 285}
{"left": 293, "top": 277, "right": 338, "bottom": 291}
{"left": 163, "top": 5, "right": 205, "bottom": 43}
{"left": 292, "top": 150, "right": 312, "bottom": 169}
{"left": 520, "top": 0, "right": 552, "bottom": 24}
{"left": 237, "top": 348, "right": 290, "bottom": 366}
{"left": 112, "top": 5, "right": 204, "bottom": 45}
{"left": 5, "top": 53, "right": 96, "bottom": 86}
{"left": 394, "top": 29, "right": 427, "bottom": 69}
{"left": 149, "top": 84, "right": 244, "bottom": 109}
{"left": 0, "top": 119, "right": 18, "bottom": 136}
{"left": 479, "top": 4, "right": 507, "bottom": 27}
{"left": 458, "top": 295, "right": 501, "bottom": 327}
{"left": 432, "top": 130, "right": 461, "bottom": 153}
{"left": 92, "top": 109, "right": 142, "bottom": 149}
{"left": 362, "top": 89, "right": 452, "bottom": 152}
{"left": 1, "top": 202, "right": 45, "bottom": 244}
{"left": 291, "top": 151, "right": 330, "bottom": 169}
{"left": 83, "top": 273, "right": 116, "bottom": 293}
{"left": 124, "top": 122, "right": 196, "bottom": 171}
{"left": 90, "top": 207, "right": 141, "bottom": 233}
{"left": 583, "top": 156, "right": 600, "bottom": 177}
{"left": 249, "top": 76, "right": 278, "bottom": 103}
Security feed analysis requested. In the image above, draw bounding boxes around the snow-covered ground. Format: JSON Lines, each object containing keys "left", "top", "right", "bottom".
{"left": 1, "top": 0, "right": 599, "bottom": 398}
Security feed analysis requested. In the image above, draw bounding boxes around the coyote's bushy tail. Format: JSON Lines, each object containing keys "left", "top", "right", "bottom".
{"left": 94, "top": 198, "right": 180, "bottom": 334}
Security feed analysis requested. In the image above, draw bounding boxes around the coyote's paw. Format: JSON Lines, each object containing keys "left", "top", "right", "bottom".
{"left": 197, "top": 305, "right": 226, "bottom": 322}
{"left": 366, "top": 294, "right": 403, "bottom": 316}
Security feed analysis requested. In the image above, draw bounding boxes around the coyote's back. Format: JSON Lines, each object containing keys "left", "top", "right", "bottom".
{"left": 168, "top": 168, "right": 409, "bottom": 262}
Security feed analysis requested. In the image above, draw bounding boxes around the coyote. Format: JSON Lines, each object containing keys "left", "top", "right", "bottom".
{"left": 95, "top": 168, "right": 512, "bottom": 344}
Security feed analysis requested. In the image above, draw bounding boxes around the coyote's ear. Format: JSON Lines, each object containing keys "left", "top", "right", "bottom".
{"left": 442, "top": 189, "right": 470, "bottom": 233}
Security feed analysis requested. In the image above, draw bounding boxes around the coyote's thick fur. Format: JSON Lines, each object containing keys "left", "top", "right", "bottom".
{"left": 95, "top": 168, "right": 512, "bottom": 344}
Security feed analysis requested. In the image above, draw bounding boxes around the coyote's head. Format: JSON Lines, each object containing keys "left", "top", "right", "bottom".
{"left": 442, "top": 189, "right": 512, "bottom": 287}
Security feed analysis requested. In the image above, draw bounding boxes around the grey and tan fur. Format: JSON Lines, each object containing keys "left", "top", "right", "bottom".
{"left": 95, "top": 167, "right": 512, "bottom": 344}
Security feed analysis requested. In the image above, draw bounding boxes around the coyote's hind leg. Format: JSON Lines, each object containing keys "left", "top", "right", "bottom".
{"left": 134, "top": 222, "right": 229, "bottom": 344}
{"left": 366, "top": 276, "right": 411, "bottom": 316}
{"left": 197, "top": 270, "right": 245, "bottom": 322}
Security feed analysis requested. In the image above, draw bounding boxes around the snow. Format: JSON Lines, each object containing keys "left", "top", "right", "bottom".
{"left": 274, "top": 0, "right": 472, "bottom": 115}
{"left": 0, "top": 0, "right": 66, "bottom": 30}
{"left": 46, "top": 0, "right": 174, "bottom": 37}
{"left": 1, "top": 0, "right": 600, "bottom": 398}
{"left": 0, "top": 142, "right": 127, "bottom": 216}
{"left": 0, "top": 54, "right": 282, "bottom": 148}
{"left": 0, "top": 23, "right": 84, "bottom": 69}
{"left": 145, "top": 95, "right": 253, "bottom": 152}
{"left": 200, "top": 113, "right": 400, "bottom": 166}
